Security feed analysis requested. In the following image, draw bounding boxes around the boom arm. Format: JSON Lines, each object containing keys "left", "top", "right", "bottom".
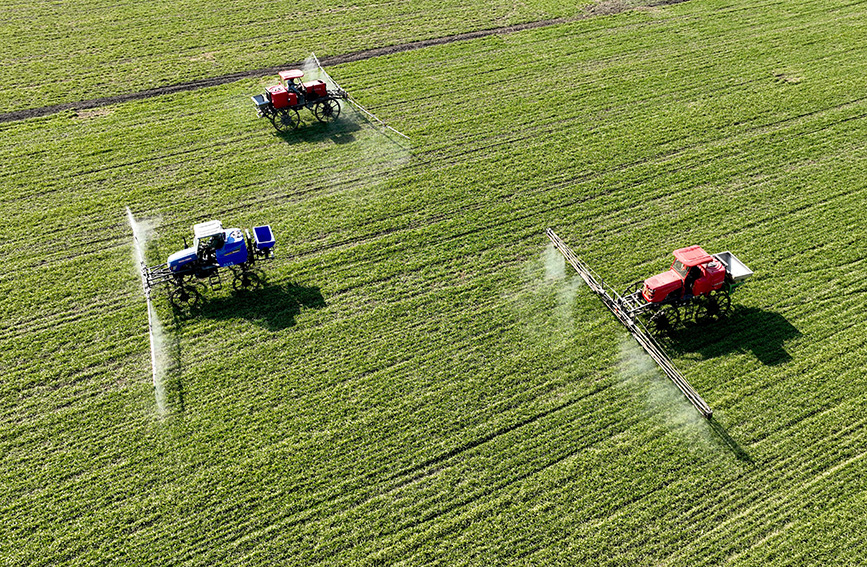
{"left": 545, "top": 228, "right": 713, "bottom": 418}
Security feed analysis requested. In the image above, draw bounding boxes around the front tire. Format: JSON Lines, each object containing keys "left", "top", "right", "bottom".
{"left": 272, "top": 108, "right": 300, "bottom": 132}
{"left": 170, "top": 282, "right": 203, "bottom": 311}
{"left": 232, "top": 269, "right": 264, "bottom": 292}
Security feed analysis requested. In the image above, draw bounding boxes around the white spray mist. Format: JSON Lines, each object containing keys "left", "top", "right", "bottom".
{"left": 544, "top": 242, "right": 566, "bottom": 281}
{"left": 301, "top": 54, "right": 322, "bottom": 82}
{"left": 617, "top": 335, "right": 711, "bottom": 446}
{"left": 508, "top": 244, "right": 584, "bottom": 347}
{"left": 126, "top": 207, "right": 167, "bottom": 416}
{"left": 544, "top": 243, "right": 583, "bottom": 328}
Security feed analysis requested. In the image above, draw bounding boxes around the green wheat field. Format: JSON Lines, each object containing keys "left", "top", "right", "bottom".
{"left": 2, "top": 0, "right": 867, "bottom": 564}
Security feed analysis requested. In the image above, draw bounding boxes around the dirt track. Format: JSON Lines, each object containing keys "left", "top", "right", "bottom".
{"left": 0, "top": 1, "right": 686, "bottom": 124}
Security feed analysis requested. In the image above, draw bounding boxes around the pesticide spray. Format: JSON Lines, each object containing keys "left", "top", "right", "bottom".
{"left": 310, "top": 52, "right": 410, "bottom": 142}
{"left": 126, "top": 207, "right": 167, "bottom": 416}
{"left": 616, "top": 334, "right": 713, "bottom": 448}
{"left": 301, "top": 54, "right": 323, "bottom": 82}
{"left": 266, "top": 54, "right": 411, "bottom": 193}
{"left": 507, "top": 244, "right": 584, "bottom": 348}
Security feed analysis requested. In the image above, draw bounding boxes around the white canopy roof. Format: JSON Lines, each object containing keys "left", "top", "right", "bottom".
{"left": 193, "top": 220, "right": 224, "bottom": 239}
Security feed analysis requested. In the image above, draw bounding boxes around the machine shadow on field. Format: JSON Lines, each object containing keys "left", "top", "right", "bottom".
{"left": 159, "top": 316, "right": 186, "bottom": 415}
{"left": 155, "top": 282, "right": 324, "bottom": 415}
{"left": 665, "top": 306, "right": 801, "bottom": 365}
{"left": 195, "top": 281, "right": 326, "bottom": 331}
{"left": 276, "top": 117, "right": 362, "bottom": 145}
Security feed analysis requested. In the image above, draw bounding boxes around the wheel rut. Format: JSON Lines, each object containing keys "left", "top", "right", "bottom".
{"left": 0, "top": 1, "right": 688, "bottom": 124}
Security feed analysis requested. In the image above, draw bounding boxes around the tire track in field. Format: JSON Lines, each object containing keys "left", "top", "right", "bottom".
{"left": 224, "top": 387, "right": 633, "bottom": 563}
{"left": 163, "top": 266, "right": 619, "bottom": 549}
{"left": 3, "top": 0, "right": 856, "bottom": 256}
{"left": 512, "top": 407, "right": 864, "bottom": 565}
{"left": 632, "top": 384, "right": 867, "bottom": 554}
{"left": 0, "top": 0, "right": 690, "bottom": 124}
{"left": 8, "top": 11, "right": 860, "bottom": 272}
{"left": 656, "top": 412, "right": 867, "bottom": 565}
{"left": 7, "top": 33, "right": 862, "bottom": 353}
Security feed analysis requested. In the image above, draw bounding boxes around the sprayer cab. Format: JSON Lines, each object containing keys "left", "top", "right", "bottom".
{"left": 164, "top": 221, "right": 247, "bottom": 275}
{"left": 642, "top": 246, "right": 727, "bottom": 303}
{"left": 190, "top": 221, "right": 246, "bottom": 268}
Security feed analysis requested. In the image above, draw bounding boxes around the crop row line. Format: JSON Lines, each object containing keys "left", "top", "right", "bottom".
{"left": 662, "top": 412, "right": 867, "bottom": 564}
{"left": 3, "top": 104, "right": 860, "bottom": 370}
{"left": 8, "top": 99, "right": 856, "bottom": 350}
{"left": 236, "top": 387, "right": 633, "bottom": 564}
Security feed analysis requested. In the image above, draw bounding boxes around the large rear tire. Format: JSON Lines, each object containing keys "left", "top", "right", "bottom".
{"left": 313, "top": 99, "right": 340, "bottom": 123}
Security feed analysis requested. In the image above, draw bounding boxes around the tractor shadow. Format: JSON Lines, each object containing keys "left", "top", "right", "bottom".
{"left": 142, "top": 309, "right": 187, "bottom": 416}
{"left": 195, "top": 281, "right": 326, "bottom": 331}
{"left": 665, "top": 306, "right": 801, "bottom": 365}
{"left": 157, "top": 281, "right": 324, "bottom": 415}
{"left": 276, "top": 117, "right": 362, "bottom": 145}
{"left": 163, "top": 316, "right": 186, "bottom": 415}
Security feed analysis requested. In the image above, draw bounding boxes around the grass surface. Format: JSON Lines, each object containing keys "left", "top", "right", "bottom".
{"left": 1, "top": 0, "right": 589, "bottom": 112}
{"left": 3, "top": 0, "right": 867, "bottom": 564}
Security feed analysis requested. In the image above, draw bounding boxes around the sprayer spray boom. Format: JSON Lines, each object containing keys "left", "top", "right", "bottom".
{"left": 545, "top": 228, "right": 713, "bottom": 419}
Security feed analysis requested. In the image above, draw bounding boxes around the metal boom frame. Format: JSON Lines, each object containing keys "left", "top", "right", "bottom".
{"left": 545, "top": 229, "right": 713, "bottom": 418}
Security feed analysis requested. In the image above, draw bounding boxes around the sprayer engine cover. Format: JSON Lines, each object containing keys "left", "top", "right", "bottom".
{"left": 168, "top": 248, "right": 197, "bottom": 273}
{"left": 643, "top": 271, "right": 682, "bottom": 302}
{"left": 267, "top": 85, "right": 290, "bottom": 109}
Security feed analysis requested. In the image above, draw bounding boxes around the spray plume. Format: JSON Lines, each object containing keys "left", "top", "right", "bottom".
{"left": 616, "top": 335, "right": 712, "bottom": 448}
{"left": 310, "top": 52, "right": 410, "bottom": 141}
{"left": 126, "top": 207, "right": 167, "bottom": 416}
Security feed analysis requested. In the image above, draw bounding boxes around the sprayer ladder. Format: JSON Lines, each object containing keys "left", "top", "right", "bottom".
{"left": 208, "top": 271, "right": 222, "bottom": 291}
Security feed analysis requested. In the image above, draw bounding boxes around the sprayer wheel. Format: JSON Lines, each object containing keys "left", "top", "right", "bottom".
{"left": 313, "top": 99, "right": 340, "bottom": 123}
{"left": 711, "top": 289, "right": 732, "bottom": 316}
{"left": 272, "top": 109, "right": 300, "bottom": 132}
{"left": 682, "top": 300, "right": 699, "bottom": 326}
{"left": 232, "top": 270, "right": 263, "bottom": 292}
{"left": 649, "top": 304, "right": 681, "bottom": 333}
{"left": 694, "top": 294, "right": 725, "bottom": 325}
{"left": 170, "top": 283, "right": 203, "bottom": 310}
